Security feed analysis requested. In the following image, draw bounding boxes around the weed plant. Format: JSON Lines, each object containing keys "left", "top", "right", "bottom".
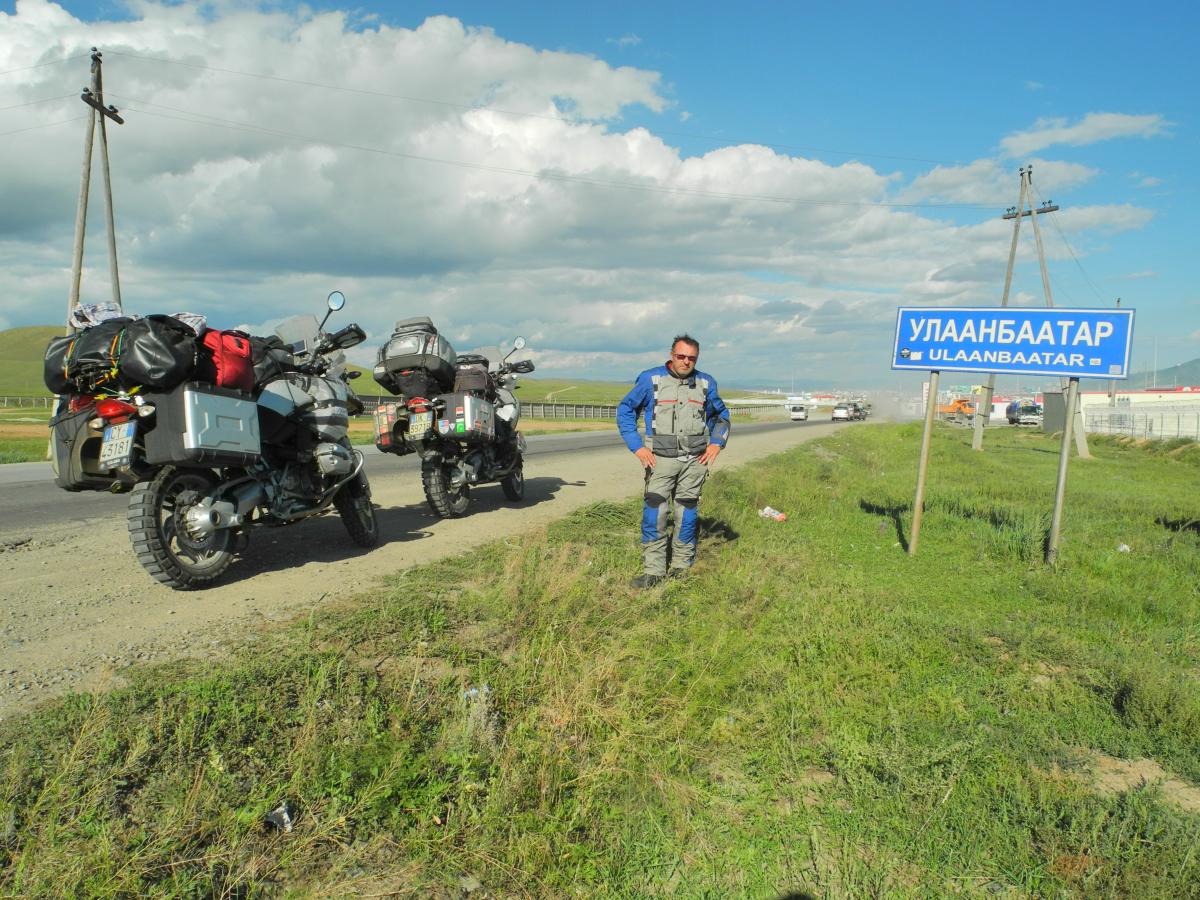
{"left": 0, "top": 437, "right": 49, "bottom": 464}
{"left": 2, "top": 425, "right": 1198, "bottom": 897}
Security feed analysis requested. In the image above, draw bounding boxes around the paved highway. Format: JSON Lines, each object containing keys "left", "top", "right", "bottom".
{"left": 0, "top": 421, "right": 805, "bottom": 535}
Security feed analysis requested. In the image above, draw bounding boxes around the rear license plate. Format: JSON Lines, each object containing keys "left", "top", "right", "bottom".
{"left": 408, "top": 410, "right": 433, "bottom": 440}
{"left": 99, "top": 421, "right": 136, "bottom": 470}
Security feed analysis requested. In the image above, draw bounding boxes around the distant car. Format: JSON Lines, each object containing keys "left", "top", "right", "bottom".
{"left": 788, "top": 404, "right": 808, "bottom": 421}
{"left": 849, "top": 402, "right": 867, "bottom": 420}
{"left": 1005, "top": 400, "right": 1043, "bottom": 425}
{"left": 832, "top": 403, "right": 852, "bottom": 421}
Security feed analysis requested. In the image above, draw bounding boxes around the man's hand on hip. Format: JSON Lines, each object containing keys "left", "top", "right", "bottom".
{"left": 698, "top": 444, "right": 722, "bottom": 466}
{"left": 634, "top": 447, "right": 657, "bottom": 469}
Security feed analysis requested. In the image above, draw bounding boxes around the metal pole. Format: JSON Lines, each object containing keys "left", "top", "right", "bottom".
{"left": 92, "top": 50, "right": 122, "bottom": 311}
{"left": 1046, "top": 377, "right": 1079, "bottom": 564}
{"left": 1108, "top": 298, "right": 1121, "bottom": 406}
{"left": 909, "top": 369, "right": 939, "bottom": 556}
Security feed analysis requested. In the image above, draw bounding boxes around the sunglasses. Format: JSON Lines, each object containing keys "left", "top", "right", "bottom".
{"left": 673, "top": 353, "right": 698, "bottom": 362}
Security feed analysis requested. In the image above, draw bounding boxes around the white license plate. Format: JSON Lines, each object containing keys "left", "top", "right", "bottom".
{"left": 99, "top": 421, "right": 136, "bottom": 470}
{"left": 407, "top": 410, "right": 433, "bottom": 440}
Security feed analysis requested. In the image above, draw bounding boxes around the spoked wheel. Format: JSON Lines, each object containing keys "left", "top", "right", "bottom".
{"left": 127, "top": 466, "right": 234, "bottom": 590}
{"left": 500, "top": 455, "right": 525, "bottom": 501}
{"left": 334, "top": 472, "right": 379, "bottom": 547}
{"left": 421, "top": 459, "right": 470, "bottom": 518}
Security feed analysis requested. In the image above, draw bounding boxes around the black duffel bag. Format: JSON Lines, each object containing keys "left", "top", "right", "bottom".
{"left": 43, "top": 334, "right": 76, "bottom": 394}
{"left": 43, "top": 318, "right": 134, "bottom": 394}
{"left": 248, "top": 334, "right": 297, "bottom": 389}
{"left": 120, "top": 315, "right": 198, "bottom": 390}
{"left": 43, "top": 315, "right": 198, "bottom": 394}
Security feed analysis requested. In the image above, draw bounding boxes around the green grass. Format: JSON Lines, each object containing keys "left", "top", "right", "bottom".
{"left": 0, "top": 438, "right": 49, "bottom": 464}
{"left": 0, "top": 326, "right": 59, "bottom": 397}
{"left": 2, "top": 424, "right": 1199, "bottom": 896}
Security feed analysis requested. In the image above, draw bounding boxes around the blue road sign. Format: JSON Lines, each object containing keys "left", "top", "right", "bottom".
{"left": 892, "top": 307, "right": 1134, "bottom": 378}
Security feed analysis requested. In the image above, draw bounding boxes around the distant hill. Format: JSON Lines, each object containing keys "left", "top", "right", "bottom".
{"left": 0, "top": 324, "right": 372, "bottom": 397}
{"left": 1, "top": 326, "right": 781, "bottom": 401}
{"left": 0, "top": 325, "right": 60, "bottom": 396}
{"left": 1131, "top": 356, "right": 1200, "bottom": 389}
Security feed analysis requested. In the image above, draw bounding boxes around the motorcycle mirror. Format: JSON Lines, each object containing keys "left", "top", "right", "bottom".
{"left": 318, "top": 290, "right": 346, "bottom": 333}
{"left": 503, "top": 335, "right": 528, "bottom": 362}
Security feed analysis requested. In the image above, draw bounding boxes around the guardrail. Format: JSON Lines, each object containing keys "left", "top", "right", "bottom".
{"left": 361, "top": 397, "right": 774, "bottom": 419}
{"left": 1, "top": 394, "right": 780, "bottom": 419}
{"left": 1085, "top": 410, "right": 1200, "bottom": 441}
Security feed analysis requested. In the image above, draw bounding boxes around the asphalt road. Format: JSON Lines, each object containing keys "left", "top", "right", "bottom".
{"left": 0, "top": 421, "right": 805, "bottom": 534}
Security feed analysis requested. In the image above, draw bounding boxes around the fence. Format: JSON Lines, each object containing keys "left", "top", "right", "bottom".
{"left": 1085, "top": 405, "right": 1200, "bottom": 441}
{"left": 0, "top": 396, "right": 54, "bottom": 408}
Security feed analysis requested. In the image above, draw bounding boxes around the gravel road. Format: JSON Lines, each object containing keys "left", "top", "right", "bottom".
{"left": 0, "top": 422, "right": 836, "bottom": 720}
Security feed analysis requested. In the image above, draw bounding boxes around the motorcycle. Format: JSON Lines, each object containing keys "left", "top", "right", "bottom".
{"left": 373, "top": 330, "right": 535, "bottom": 518}
{"left": 49, "top": 291, "right": 379, "bottom": 589}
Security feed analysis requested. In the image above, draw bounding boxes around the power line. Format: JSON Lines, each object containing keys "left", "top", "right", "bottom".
{"left": 107, "top": 49, "right": 970, "bottom": 167}
{"left": 1030, "top": 182, "right": 1110, "bottom": 303}
{"left": 0, "top": 53, "right": 92, "bottom": 78}
{"left": 0, "top": 115, "right": 87, "bottom": 138}
{"left": 113, "top": 97, "right": 998, "bottom": 212}
{"left": 0, "top": 94, "right": 78, "bottom": 112}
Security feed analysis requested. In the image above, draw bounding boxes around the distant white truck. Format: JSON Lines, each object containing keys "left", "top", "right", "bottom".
{"left": 786, "top": 396, "right": 808, "bottom": 421}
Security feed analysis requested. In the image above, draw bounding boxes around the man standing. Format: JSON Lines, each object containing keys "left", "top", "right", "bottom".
{"left": 617, "top": 335, "right": 730, "bottom": 588}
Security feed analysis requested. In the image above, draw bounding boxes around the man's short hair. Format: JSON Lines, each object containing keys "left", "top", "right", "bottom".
{"left": 672, "top": 334, "right": 700, "bottom": 353}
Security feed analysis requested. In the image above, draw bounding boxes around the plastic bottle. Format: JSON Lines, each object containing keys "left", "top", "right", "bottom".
{"left": 758, "top": 506, "right": 787, "bottom": 522}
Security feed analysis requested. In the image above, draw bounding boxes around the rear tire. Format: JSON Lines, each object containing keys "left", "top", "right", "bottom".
{"left": 500, "top": 457, "right": 524, "bottom": 501}
{"left": 422, "top": 459, "right": 470, "bottom": 518}
{"left": 127, "top": 466, "right": 234, "bottom": 590}
{"left": 334, "top": 472, "right": 379, "bottom": 547}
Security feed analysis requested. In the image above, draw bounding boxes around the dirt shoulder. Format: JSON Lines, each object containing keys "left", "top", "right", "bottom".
{"left": 0, "top": 424, "right": 836, "bottom": 720}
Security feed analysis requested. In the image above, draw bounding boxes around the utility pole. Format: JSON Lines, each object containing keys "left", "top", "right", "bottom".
{"left": 53, "top": 49, "right": 125, "bottom": 461}
{"left": 971, "top": 165, "right": 1089, "bottom": 458}
{"left": 972, "top": 166, "right": 1043, "bottom": 449}
{"left": 66, "top": 47, "right": 125, "bottom": 335}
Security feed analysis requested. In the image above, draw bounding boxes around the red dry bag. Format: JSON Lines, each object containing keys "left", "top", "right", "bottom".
{"left": 198, "top": 329, "right": 255, "bottom": 393}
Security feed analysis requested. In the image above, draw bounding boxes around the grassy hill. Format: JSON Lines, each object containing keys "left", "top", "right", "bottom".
{"left": 1, "top": 325, "right": 372, "bottom": 397}
{"left": 1131, "top": 355, "right": 1200, "bottom": 388}
{"left": 3, "top": 326, "right": 776, "bottom": 402}
{"left": 0, "top": 326, "right": 60, "bottom": 396}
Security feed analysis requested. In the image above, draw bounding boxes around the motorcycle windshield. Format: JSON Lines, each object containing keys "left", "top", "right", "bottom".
{"left": 275, "top": 315, "right": 322, "bottom": 358}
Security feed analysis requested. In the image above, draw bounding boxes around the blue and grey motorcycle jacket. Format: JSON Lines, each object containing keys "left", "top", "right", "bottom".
{"left": 617, "top": 364, "right": 731, "bottom": 458}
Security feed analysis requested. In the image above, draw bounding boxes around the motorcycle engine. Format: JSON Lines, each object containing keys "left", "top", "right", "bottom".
{"left": 315, "top": 442, "right": 355, "bottom": 476}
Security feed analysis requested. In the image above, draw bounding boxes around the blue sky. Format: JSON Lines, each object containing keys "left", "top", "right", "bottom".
{"left": 0, "top": 0, "right": 1195, "bottom": 389}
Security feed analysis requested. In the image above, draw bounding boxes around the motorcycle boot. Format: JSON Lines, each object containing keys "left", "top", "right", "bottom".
{"left": 630, "top": 573, "right": 665, "bottom": 589}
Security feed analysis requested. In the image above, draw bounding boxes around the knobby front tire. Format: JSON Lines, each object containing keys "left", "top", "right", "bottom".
{"left": 335, "top": 472, "right": 380, "bottom": 547}
{"left": 500, "top": 457, "right": 525, "bottom": 501}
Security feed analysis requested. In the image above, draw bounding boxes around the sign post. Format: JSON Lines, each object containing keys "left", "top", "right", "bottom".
{"left": 909, "top": 369, "right": 939, "bottom": 555}
{"left": 1046, "top": 377, "right": 1080, "bottom": 563}
{"left": 893, "top": 306, "right": 1134, "bottom": 560}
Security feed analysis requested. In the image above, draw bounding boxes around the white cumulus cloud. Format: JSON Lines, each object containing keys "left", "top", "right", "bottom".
{"left": 0, "top": 1, "right": 1166, "bottom": 388}
{"left": 1001, "top": 112, "right": 1172, "bottom": 157}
